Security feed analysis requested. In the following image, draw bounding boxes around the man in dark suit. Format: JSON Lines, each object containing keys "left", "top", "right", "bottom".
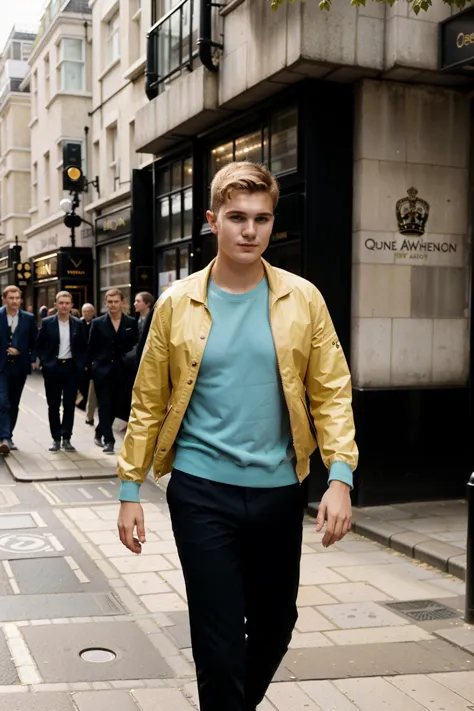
{"left": 0, "top": 286, "right": 38, "bottom": 454}
{"left": 77, "top": 303, "right": 96, "bottom": 415}
{"left": 37, "top": 291, "right": 88, "bottom": 452}
{"left": 89, "top": 288, "right": 138, "bottom": 454}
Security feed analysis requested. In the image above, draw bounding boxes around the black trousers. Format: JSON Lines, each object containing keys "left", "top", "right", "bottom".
{"left": 167, "top": 469, "right": 306, "bottom": 711}
{"left": 0, "top": 363, "right": 27, "bottom": 439}
{"left": 94, "top": 365, "right": 127, "bottom": 445}
{"left": 43, "top": 360, "right": 78, "bottom": 441}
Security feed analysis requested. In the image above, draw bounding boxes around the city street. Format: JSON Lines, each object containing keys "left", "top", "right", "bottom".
{"left": 0, "top": 374, "right": 471, "bottom": 710}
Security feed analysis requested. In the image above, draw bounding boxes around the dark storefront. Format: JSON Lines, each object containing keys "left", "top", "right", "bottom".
{"left": 0, "top": 245, "right": 33, "bottom": 308}
{"left": 95, "top": 171, "right": 154, "bottom": 312}
{"left": 32, "top": 247, "right": 93, "bottom": 313}
{"left": 0, "top": 247, "right": 16, "bottom": 293}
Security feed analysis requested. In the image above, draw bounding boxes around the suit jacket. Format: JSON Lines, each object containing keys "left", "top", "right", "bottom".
{"left": 89, "top": 313, "right": 138, "bottom": 381}
{"left": 36, "top": 314, "right": 88, "bottom": 373}
{"left": 0, "top": 307, "right": 37, "bottom": 376}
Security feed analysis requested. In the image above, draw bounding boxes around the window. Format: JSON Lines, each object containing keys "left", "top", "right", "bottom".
{"left": 129, "top": 0, "right": 142, "bottom": 64}
{"left": 107, "top": 124, "right": 119, "bottom": 191}
{"left": 58, "top": 38, "right": 85, "bottom": 92}
{"left": 44, "top": 54, "right": 50, "bottom": 103}
{"left": 31, "top": 161, "right": 38, "bottom": 207}
{"left": 12, "top": 42, "right": 21, "bottom": 60}
{"left": 93, "top": 140, "right": 100, "bottom": 180}
{"left": 32, "top": 70, "right": 38, "bottom": 117}
{"left": 106, "top": 13, "right": 120, "bottom": 66}
{"left": 129, "top": 121, "right": 138, "bottom": 171}
{"left": 44, "top": 151, "right": 50, "bottom": 200}
{"left": 155, "top": 156, "right": 193, "bottom": 246}
{"left": 99, "top": 239, "right": 131, "bottom": 308}
{"left": 209, "top": 106, "right": 298, "bottom": 179}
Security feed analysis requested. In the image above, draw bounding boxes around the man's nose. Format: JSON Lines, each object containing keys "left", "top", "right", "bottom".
{"left": 242, "top": 221, "right": 257, "bottom": 239}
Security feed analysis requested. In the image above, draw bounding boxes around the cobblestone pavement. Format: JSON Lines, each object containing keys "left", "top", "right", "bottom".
{"left": 0, "top": 375, "right": 472, "bottom": 710}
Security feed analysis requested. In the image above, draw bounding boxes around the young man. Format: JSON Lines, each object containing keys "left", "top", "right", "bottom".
{"left": 89, "top": 289, "right": 138, "bottom": 454}
{"left": 133, "top": 292, "right": 154, "bottom": 337}
{"left": 0, "top": 286, "right": 38, "bottom": 454}
{"left": 37, "top": 291, "right": 88, "bottom": 452}
{"left": 117, "top": 162, "right": 358, "bottom": 711}
{"left": 77, "top": 303, "right": 96, "bottom": 420}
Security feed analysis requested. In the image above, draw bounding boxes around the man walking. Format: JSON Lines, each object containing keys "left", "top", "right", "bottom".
{"left": 78, "top": 303, "right": 96, "bottom": 422}
{"left": 89, "top": 289, "right": 138, "bottom": 454}
{"left": 133, "top": 292, "right": 154, "bottom": 337}
{"left": 37, "top": 291, "right": 88, "bottom": 452}
{"left": 0, "top": 286, "right": 37, "bottom": 454}
{"left": 117, "top": 162, "right": 358, "bottom": 711}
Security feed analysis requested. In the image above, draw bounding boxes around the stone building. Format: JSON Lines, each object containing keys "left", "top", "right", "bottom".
{"left": 0, "top": 27, "right": 35, "bottom": 294}
{"left": 131, "top": 0, "right": 474, "bottom": 505}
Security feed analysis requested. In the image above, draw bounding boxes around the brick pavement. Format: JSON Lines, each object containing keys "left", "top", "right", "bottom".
{"left": 0, "top": 374, "right": 473, "bottom": 710}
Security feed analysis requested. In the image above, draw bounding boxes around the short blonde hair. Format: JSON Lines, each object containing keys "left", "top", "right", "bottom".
{"left": 55, "top": 290, "right": 73, "bottom": 303}
{"left": 210, "top": 162, "right": 279, "bottom": 214}
{"left": 2, "top": 285, "right": 21, "bottom": 298}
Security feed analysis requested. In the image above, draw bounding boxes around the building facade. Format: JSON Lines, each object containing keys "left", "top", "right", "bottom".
{"left": 132, "top": 0, "right": 474, "bottom": 505}
{"left": 24, "top": 0, "right": 94, "bottom": 312}
{"left": 86, "top": 0, "right": 153, "bottom": 313}
{"left": 0, "top": 28, "right": 35, "bottom": 296}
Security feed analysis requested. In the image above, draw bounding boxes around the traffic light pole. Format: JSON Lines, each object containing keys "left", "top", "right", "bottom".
{"left": 69, "top": 192, "right": 81, "bottom": 248}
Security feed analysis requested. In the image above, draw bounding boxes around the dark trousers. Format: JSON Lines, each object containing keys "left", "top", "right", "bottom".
{"left": 167, "top": 469, "right": 305, "bottom": 711}
{"left": 0, "top": 363, "right": 27, "bottom": 439}
{"left": 94, "top": 365, "right": 125, "bottom": 445}
{"left": 43, "top": 360, "right": 78, "bottom": 440}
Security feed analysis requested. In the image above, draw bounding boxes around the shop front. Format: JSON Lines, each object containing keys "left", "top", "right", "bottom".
{"left": 0, "top": 247, "right": 16, "bottom": 293}
{"left": 32, "top": 247, "right": 93, "bottom": 313}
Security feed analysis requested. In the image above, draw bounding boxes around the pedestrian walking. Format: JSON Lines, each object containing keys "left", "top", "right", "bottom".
{"left": 89, "top": 289, "right": 138, "bottom": 454}
{"left": 0, "top": 286, "right": 38, "bottom": 454}
{"left": 134, "top": 292, "right": 154, "bottom": 337}
{"left": 36, "top": 291, "right": 88, "bottom": 452}
{"left": 117, "top": 162, "right": 358, "bottom": 711}
{"left": 77, "top": 303, "right": 96, "bottom": 422}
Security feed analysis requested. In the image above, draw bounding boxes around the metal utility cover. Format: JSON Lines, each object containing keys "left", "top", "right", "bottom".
{"left": 0, "top": 513, "right": 36, "bottom": 530}
{"left": 0, "top": 592, "right": 124, "bottom": 621}
{"left": 10, "top": 557, "right": 83, "bottom": 595}
{"left": 22, "top": 622, "right": 174, "bottom": 682}
{"left": 385, "top": 599, "right": 460, "bottom": 622}
{"left": 0, "top": 629, "right": 19, "bottom": 685}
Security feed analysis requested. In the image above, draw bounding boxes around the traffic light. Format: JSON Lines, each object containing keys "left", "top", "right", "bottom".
{"left": 63, "top": 142, "right": 84, "bottom": 193}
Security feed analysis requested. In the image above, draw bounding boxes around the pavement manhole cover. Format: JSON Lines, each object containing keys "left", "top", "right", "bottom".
{"left": 385, "top": 599, "right": 460, "bottom": 622}
{"left": 0, "top": 514, "right": 36, "bottom": 530}
{"left": 80, "top": 648, "right": 116, "bottom": 663}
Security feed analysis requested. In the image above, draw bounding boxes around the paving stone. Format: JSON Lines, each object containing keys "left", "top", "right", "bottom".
{"left": 430, "top": 671, "right": 474, "bottom": 701}
{"left": 295, "top": 607, "right": 335, "bottom": 632}
{"left": 324, "top": 624, "right": 434, "bottom": 646}
{"left": 331, "top": 568, "right": 457, "bottom": 601}
{"left": 132, "top": 688, "right": 195, "bottom": 710}
{"left": 122, "top": 572, "right": 171, "bottom": 596}
{"left": 0, "top": 629, "right": 19, "bottom": 685}
{"left": 335, "top": 677, "right": 426, "bottom": 711}
{"left": 289, "top": 632, "right": 335, "bottom": 648}
{"left": 164, "top": 613, "right": 192, "bottom": 649}
{"left": 141, "top": 593, "right": 188, "bottom": 613}
{"left": 318, "top": 583, "right": 392, "bottom": 603}
{"left": 111, "top": 555, "right": 173, "bottom": 574}
{"left": 283, "top": 639, "right": 474, "bottom": 680}
{"left": 319, "top": 602, "right": 410, "bottom": 629}
{"left": 0, "top": 592, "right": 124, "bottom": 621}
{"left": 297, "top": 586, "right": 337, "bottom": 607}
{"left": 22, "top": 621, "right": 173, "bottom": 682}
{"left": 354, "top": 519, "right": 405, "bottom": 546}
{"left": 449, "top": 555, "right": 466, "bottom": 581}
{"left": 390, "top": 673, "right": 474, "bottom": 710}
{"left": 391, "top": 531, "right": 431, "bottom": 557}
{"left": 436, "top": 625, "right": 474, "bottom": 650}
{"left": 413, "top": 540, "right": 463, "bottom": 571}
{"left": 10, "top": 557, "right": 83, "bottom": 594}
{"left": 0, "top": 693, "right": 75, "bottom": 711}
{"left": 266, "top": 682, "right": 322, "bottom": 710}
{"left": 73, "top": 690, "right": 138, "bottom": 711}
{"left": 299, "top": 680, "right": 361, "bottom": 710}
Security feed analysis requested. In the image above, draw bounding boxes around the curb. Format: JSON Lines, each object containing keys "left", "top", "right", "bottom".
{"left": 307, "top": 502, "right": 466, "bottom": 581}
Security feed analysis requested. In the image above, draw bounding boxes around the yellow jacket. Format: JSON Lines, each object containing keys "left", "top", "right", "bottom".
{"left": 117, "top": 259, "right": 358, "bottom": 486}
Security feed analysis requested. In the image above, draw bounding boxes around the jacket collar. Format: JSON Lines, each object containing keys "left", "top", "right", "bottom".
{"left": 186, "top": 258, "right": 292, "bottom": 305}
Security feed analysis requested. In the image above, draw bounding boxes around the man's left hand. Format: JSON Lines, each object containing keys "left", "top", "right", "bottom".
{"left": 316, "top": 480, "right": 352, "bottom": 548}
{"left": 7, "top": 348, "right": 19, "bottom": 356}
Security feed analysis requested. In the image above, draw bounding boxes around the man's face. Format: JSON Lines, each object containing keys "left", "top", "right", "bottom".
{"left": 56, "top": 296, "right": 73, "bottom": 316}
{"left": 82, "top": 305, "right": 95, "bottom": 322}
{"left": 134, "top": 295, "right": 147, "bottom": 315}
{"left": 106, "top": 295, "right": 123, "bottom": 316}
{"left": 207, "top": 191, "right": 274, "bottom": 267}
{"left": 4, "top": 290, "right": 21, "bottom": 312}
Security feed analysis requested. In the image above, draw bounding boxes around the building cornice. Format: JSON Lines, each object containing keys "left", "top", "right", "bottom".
{"left": 84, "top": 186, "right": 131, "bottom": 215}
{"left": 29, "top": 14, "right": 92, "bottom": 67}
{"left": 24, "top": 211, "right": 64, "bottom": 238}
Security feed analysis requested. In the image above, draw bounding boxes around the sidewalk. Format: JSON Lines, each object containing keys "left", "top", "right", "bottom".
{"left": 0, "top": 373, "right": 473, "bottom": 710}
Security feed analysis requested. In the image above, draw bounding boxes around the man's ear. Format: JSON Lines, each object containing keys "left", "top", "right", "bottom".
{"left": 206, "top": 210, "right": 218, "bottom": 235}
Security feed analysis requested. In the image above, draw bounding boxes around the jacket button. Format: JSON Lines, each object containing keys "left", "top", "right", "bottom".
{"left": 187, "top": 379, "right": 193, "bottom": 385}
{"left": 191, "top": 361, "right": 197, "bottom": 367}
{"left": 200, "top": 335, "right": 205, "bottom": 340}
{"left": 160, "top": 447, "right": 166, "bottom": 452}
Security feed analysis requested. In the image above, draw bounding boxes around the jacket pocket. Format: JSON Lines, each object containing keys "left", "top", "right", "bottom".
{"left": 300, "top": 396, "right": 318, "bottom": 444}
{"left": 157, "top": 406, "right": 173, "bottom": 440}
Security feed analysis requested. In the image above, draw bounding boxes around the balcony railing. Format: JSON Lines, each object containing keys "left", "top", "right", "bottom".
{"left": 146, "top": 0, "right": 199, "bottom": 100}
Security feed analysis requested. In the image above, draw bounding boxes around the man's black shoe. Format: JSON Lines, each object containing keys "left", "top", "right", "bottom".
{"left": 62, "top": 440, "right": 76, "bottom": 452}
{"left": 94, "top": 436, "right": 103, "bottom": 448}
{"left": 103, "top": 442, "right": 114, "bottom": 454}
{"left": 85, "top": 418, "right": 94, "bottom": 426}
{"left": 0, "top": 440, "right": 10, "bottom": 455}
{"left": 48, "top": 440, "right": 61, "bottom": 452}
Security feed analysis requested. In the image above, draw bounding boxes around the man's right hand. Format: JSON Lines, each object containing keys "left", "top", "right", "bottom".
{"left": 118, "top": 502, "right": 146, "bottom": 554}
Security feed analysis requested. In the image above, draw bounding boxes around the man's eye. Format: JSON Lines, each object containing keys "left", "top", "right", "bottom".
{"left": 256, "top": 216, "right": 270, "bottom": 223}
{"left": 230, "top": 215, "right": 244, "bottom": 221}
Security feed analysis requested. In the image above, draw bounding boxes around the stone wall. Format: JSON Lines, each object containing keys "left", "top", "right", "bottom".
{"left": 351, "top": 79, "right": 471, "bottom": 388}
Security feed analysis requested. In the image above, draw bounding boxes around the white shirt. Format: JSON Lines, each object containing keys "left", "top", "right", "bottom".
{"left": 58, "top": 319, "right": 72, "bottom": 359}
{"left": 6, "top": 311, "right": 19, "bottom": 332}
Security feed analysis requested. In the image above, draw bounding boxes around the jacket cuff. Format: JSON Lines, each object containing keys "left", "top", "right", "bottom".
{"left": 118, "top": 481, "right": 141, "bottom": 502}
{"left": 328, "top": 461, "right": 353, "bottom": 490}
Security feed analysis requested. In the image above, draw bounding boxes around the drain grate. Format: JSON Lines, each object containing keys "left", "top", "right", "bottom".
{"left": 96, "top": 592, "right": 124, "bottom": 615}
{"left": 385, "top": 599, "right": 460, "bottom": 622}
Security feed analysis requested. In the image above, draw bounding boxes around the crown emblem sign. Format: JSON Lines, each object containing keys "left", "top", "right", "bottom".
{"left": 396, "top": 187, "right": 430, "bottom": 237}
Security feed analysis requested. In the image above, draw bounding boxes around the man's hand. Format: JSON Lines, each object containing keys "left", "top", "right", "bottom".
{"left": 31, "top": 362, "right": 38, "bottom": 370}
{"left": 118, "top": 502, "right": 146, "bottom": 554}
{"left": 7, "top": 348, "right": 19, "bottom": 356}
{"left": 316, "top": 480, "right": 352, "bottom": 548}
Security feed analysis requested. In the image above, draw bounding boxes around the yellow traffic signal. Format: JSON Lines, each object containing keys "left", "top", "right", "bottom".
{"left": 67, "top": 166, "right": 82, "bottom": 182}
